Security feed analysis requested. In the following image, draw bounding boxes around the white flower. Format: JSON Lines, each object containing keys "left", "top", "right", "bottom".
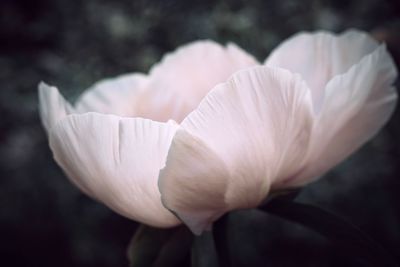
{"left": 39, "top": 30, "right": 397, "bottom": 235}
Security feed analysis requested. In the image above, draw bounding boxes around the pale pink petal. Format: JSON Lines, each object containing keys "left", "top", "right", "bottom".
{"left": 159, "top": 129, "right": 231, "bottom": 235}
{"left": 159, "top": 66, "right": 314, "bottom": 234}
{"left": 38, "top": 82, "right": 75, "bottom": 134}
{"left": 49, "top": 113, "right": 180, "bottom": 227}
{"left": 75, "top": 73, "right": 148, "bottom": 117}
{"left": 139, "top": 40, "right": 259, "bottom": 122}
{"left": 39, "top": 82, "right": 102, "bottom": 196}
{"left": 283, "top": 45, "right": 398, "bottom": 187}
{"left": 265, "top": 29, "right": 379, "bottom": 111}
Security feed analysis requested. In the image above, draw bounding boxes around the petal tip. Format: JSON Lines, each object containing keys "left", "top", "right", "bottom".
{"left": 38, "top": 82, "right": 74, "bottom": 133}
{"left": 38, "top": 81, "right": 48, "bottom": 90}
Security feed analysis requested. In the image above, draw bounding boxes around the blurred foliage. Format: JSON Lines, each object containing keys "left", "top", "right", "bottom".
{"left": 0, "top": 0, "right": 399, "bottom": 266}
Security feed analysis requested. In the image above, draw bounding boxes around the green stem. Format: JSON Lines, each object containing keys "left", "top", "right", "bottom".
{"left": 213, "top": 214, "right": 231, "bottom": 267}
{"left": 191, "top": 230, "right": 219, "bottom": 267}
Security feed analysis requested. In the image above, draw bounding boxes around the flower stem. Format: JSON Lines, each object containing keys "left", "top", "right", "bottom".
{"left": 191, "top": 230, "right": 219, "bottom": 267}
{"left": 213, "top": 214, "right": 231, "bottom": 267}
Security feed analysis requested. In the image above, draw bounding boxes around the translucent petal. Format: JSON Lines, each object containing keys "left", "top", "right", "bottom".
{"left": 265, "top": 29, "right": 379, "bottom": 111}
{"left": 159, "top": 66, "right": 314, "bottom": 233}
{"left": 49, "top": 113, "right": 180, "bottom": 227}
{"left": 75, "top": 73, "right": 148, "bottom": 117}
{"left": 283, "top": 45, "right": 398, "bottom": 187}
{"left": 38, "top": 82, "right": 75, "bottom": 133}
{"left": 141, "top": 40, "right": 259, "bottom": 122}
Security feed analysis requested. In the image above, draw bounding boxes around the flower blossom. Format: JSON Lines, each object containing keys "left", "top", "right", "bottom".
{"left": 39, "top": 29, "right": 397, "bottom": 235}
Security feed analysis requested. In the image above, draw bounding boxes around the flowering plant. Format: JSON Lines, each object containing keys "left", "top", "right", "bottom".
{"left": 39, "top": 29, "right": 397, "bottom": 265}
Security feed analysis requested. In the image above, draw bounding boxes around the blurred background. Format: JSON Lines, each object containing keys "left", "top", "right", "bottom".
{"left": 1, "top": 0, "right": 400, "bottom": 266}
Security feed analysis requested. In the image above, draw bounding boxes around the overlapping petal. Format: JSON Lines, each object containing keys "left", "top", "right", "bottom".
{"left": 265, "top": 29, "right": 379, "bottom": 111}
{"left": 286, "top": 45, "right": 398, "bottom": 187}
{"left": 75, "top": 73, "right": 149, "bottom": 117}
{"left": 141, "top": 40, "right": 259, "bottom": 122}
{"left": 39, "top": 84, "right": 180, "bottom": 227}
{"left": 159, "top": 66, "right": 314, "bottom": 234}
{"left": 38, "top": 40, "right": 259, "bottom": 229}
{"left": 49, "top": 113, "right": 180, "bottom": 227}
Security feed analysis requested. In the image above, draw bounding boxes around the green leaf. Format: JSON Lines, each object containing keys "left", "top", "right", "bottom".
{"left": 127, "top": 224, "right": 193, "bottom": 267}
{"left": 260, "top": 198, "right": 397, "bottom": 267}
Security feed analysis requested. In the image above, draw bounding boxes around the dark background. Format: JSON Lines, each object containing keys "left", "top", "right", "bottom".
{"left": 1, "top": 0, "right": 400, "bottom": 266}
